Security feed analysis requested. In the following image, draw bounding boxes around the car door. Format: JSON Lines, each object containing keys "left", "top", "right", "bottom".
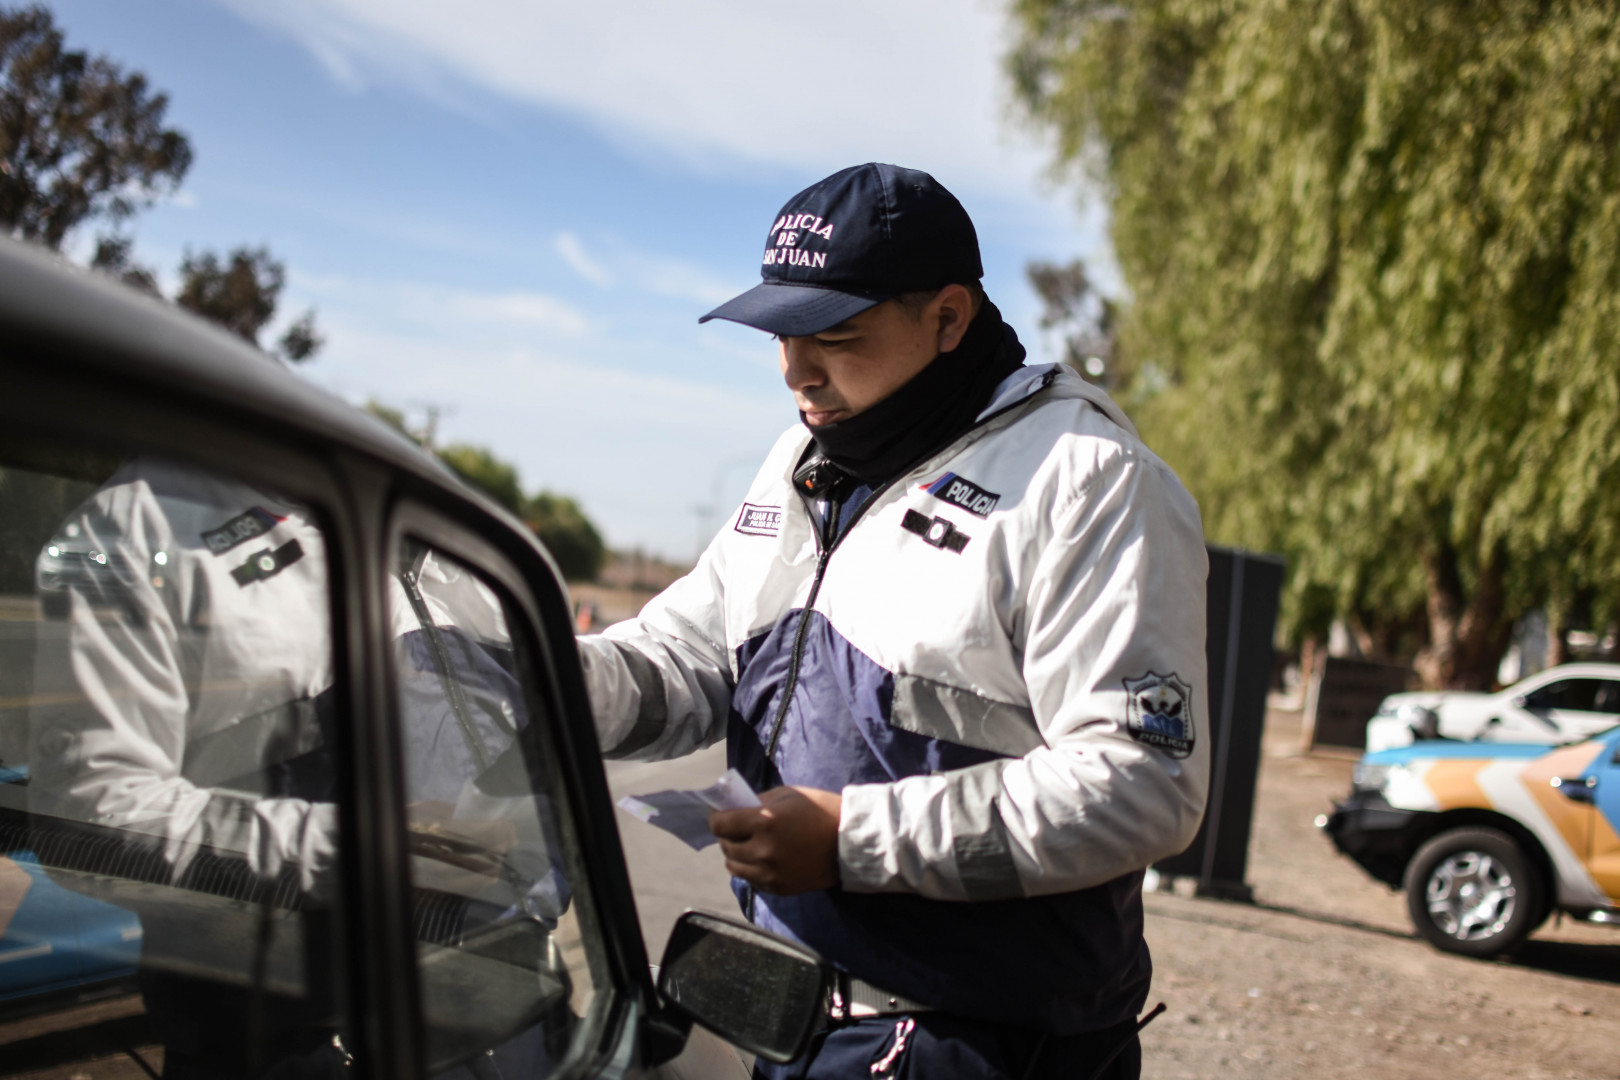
{"left": 0, "top": 241, "right": 649, "bottom": 1078}
{"left": 1585, "top": 733, "right": 1620, "bottom": 907}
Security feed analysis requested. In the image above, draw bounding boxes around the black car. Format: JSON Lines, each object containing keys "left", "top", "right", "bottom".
{"left": 0, "top": 236, "right": 827, "bottom": 1079}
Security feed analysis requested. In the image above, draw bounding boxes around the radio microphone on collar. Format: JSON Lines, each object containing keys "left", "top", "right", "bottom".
{"left": 792, "top": 454, "right": 858, "bottom": 501}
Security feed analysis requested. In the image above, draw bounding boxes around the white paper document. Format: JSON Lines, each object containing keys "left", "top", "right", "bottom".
{"left": 615, "top": 768, "right": 761, "bottom": 851}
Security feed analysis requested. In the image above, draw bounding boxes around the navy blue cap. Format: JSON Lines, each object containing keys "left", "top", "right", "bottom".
{"left": 700, "top": 163, "right": 982, "bottom": 337}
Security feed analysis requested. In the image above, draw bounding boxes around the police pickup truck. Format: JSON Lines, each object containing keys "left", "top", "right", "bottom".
{"left": 1323, "top": 721, "right": 1620, "bottom": 958}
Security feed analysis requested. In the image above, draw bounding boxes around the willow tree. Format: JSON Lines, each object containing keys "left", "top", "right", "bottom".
{"left": 1009, "top": 0, "right": 1620, "bottom": 688}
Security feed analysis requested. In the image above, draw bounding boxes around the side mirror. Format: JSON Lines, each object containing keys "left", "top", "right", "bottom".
{"left": 1396, "top": 704, "right": 1440, "bottom": 741}
{"left": 656, "top": 911, "right": 830, "bottom": 1064}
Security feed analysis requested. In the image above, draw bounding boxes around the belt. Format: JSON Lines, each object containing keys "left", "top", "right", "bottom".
{"left": 827, "top": 971, "right": 933, "bottom": 1020}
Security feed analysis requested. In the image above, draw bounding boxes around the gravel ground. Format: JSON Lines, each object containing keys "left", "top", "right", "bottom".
{"left": 1140, "top": 706, "right": 1620, "bottom": 1079}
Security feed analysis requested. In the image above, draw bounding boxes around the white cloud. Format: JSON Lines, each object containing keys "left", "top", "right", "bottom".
{"left": 631, "top": 251, "right": 743, "bottom": 307}
{"left": 216, "top": 0, "right": 1056, "bottom": 203}
{"left": 555, "top": 232, "right": 613, "bottom": 288}
{"left": 446, "top": 290, "right": 589, "bottom": 335}
{"left": 554, "top": 233, "right": 748, "bottom": 305}
{"left": 304, "top": 34, "right": 366, "bottom": 91}
{"left": 291, "top": 271, "right": 589, "bottom": 338}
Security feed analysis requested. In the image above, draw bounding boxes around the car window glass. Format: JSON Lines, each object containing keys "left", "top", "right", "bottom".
{"left": 2, "top": 446, "right": 348, "bottom": 1078}
{"left": 1523, "top": 678, "right": 1605, "bottom": 712}
{"left": 391, "top": 538, "right": 605, "bottom": 1077}
{"left": 1592, "top": 680, "right": 1620, "bottom": 715}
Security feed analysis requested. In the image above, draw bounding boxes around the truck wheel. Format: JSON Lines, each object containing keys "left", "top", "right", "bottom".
{"left": 1404, "top": 827, "right": 1542, "bottom": 958}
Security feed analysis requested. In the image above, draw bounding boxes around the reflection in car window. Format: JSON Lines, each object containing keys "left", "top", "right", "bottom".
{"left": 3, "top": 448, "right": 347, "bottom": 1077}
{"left": 391, "top": 539, "right": 604, "bottom": 1078}
{"left": 1524, "top": 678, "right": 1616, "bottom": 713}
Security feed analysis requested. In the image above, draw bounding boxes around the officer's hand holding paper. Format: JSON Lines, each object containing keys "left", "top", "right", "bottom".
{"left": 615, "top": 768, "right": 760, "bottom": 851}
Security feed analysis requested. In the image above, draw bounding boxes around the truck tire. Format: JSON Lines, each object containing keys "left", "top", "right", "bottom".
{"left": 1403, "top": 826, "right": 1542, "bottom": 958}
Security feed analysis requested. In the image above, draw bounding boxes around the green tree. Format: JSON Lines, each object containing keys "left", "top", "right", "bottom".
{"left": 3, "top": 6, "right": 321, "bottom": 362}
{"left": 88, "top": 233, "right": 157, "bottom": 295}
{"left": 0, "top": 4, "right": 190, "bottom": 248}
{"left": 1009, "top": 0, "right": 1620, "bottom": 688}
{"left": 177, "top": 246, "right": 323, "bottom": 361}
{"left": 436, "top": 440, "right": 605, "bottom": 581}
{"left": 1027, "top": 258, "right": 1119, "bottom": 386}
{"left": 525, "top": 492, "right": 606, "bottom": 584}
{"left": 438, "top": 444, "right": 525, "bottom": 517}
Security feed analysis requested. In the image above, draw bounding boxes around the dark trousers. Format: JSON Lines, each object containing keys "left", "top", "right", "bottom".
{"left": 754, "top": 1012, "right": 1141, "bottom": 1080}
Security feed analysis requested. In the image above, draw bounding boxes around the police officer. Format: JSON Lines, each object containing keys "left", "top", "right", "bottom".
{"left": 578, "top": 163, "right": 1209, "bottom": 1079}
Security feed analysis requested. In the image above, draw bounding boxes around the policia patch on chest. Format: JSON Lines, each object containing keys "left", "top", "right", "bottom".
{"left": 201, "top": 507, "right": 281, "bottom": 555}
{"left": 919, "top": 472, "right": 1000, "bottom": 518}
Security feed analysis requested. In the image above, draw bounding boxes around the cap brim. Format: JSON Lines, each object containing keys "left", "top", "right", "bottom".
{"left": 699, "top": 282, "right": 885, "bottom": 336}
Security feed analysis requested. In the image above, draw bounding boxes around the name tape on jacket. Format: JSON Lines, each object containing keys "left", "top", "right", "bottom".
{"left": 734, "top": 503, "right": 783, "bottom": 537}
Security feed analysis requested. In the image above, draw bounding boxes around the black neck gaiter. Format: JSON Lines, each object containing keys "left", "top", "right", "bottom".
{"left": 804, "top": 299, "right": 1026, "bottom": 486}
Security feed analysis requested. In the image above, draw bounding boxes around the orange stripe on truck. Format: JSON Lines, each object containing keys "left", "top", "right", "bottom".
{"left": 1589, "top": 814, "right": 1620, "bottom": 902}
{"left": 1424, "top": 759, "right": 1491, "bottom": 809}
{"left": 1522, "top": 742, "right": 1606, "bottom": 864}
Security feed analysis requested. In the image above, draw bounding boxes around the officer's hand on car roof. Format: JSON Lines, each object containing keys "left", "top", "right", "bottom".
{"left": 710, "top": 786, "right": 841, "bottom": 895}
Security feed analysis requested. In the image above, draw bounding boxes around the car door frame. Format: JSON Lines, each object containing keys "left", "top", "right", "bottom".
{"left": 0, "top": 272, "right": 667, "bottom": 1076}
{"left": 383, "top": 496, "right": 665, "bottom": 1076}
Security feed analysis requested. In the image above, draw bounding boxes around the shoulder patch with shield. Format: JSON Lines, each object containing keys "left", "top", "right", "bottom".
{"left": 1123, "top": 671, "right": 1195, "bottom": 759}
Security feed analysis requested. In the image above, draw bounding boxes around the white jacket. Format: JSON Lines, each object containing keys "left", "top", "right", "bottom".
{"left": 583, "top": 364, "right": 1209, "bottom": 903}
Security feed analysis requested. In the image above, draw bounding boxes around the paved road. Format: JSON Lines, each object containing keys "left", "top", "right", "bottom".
{"left": 603, "top": 742, "right": 740, "bottom": 962}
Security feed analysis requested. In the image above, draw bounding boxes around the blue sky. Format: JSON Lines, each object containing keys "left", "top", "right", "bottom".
{"left": 43, "top": 0, "right": 1111, "bottom": 562}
